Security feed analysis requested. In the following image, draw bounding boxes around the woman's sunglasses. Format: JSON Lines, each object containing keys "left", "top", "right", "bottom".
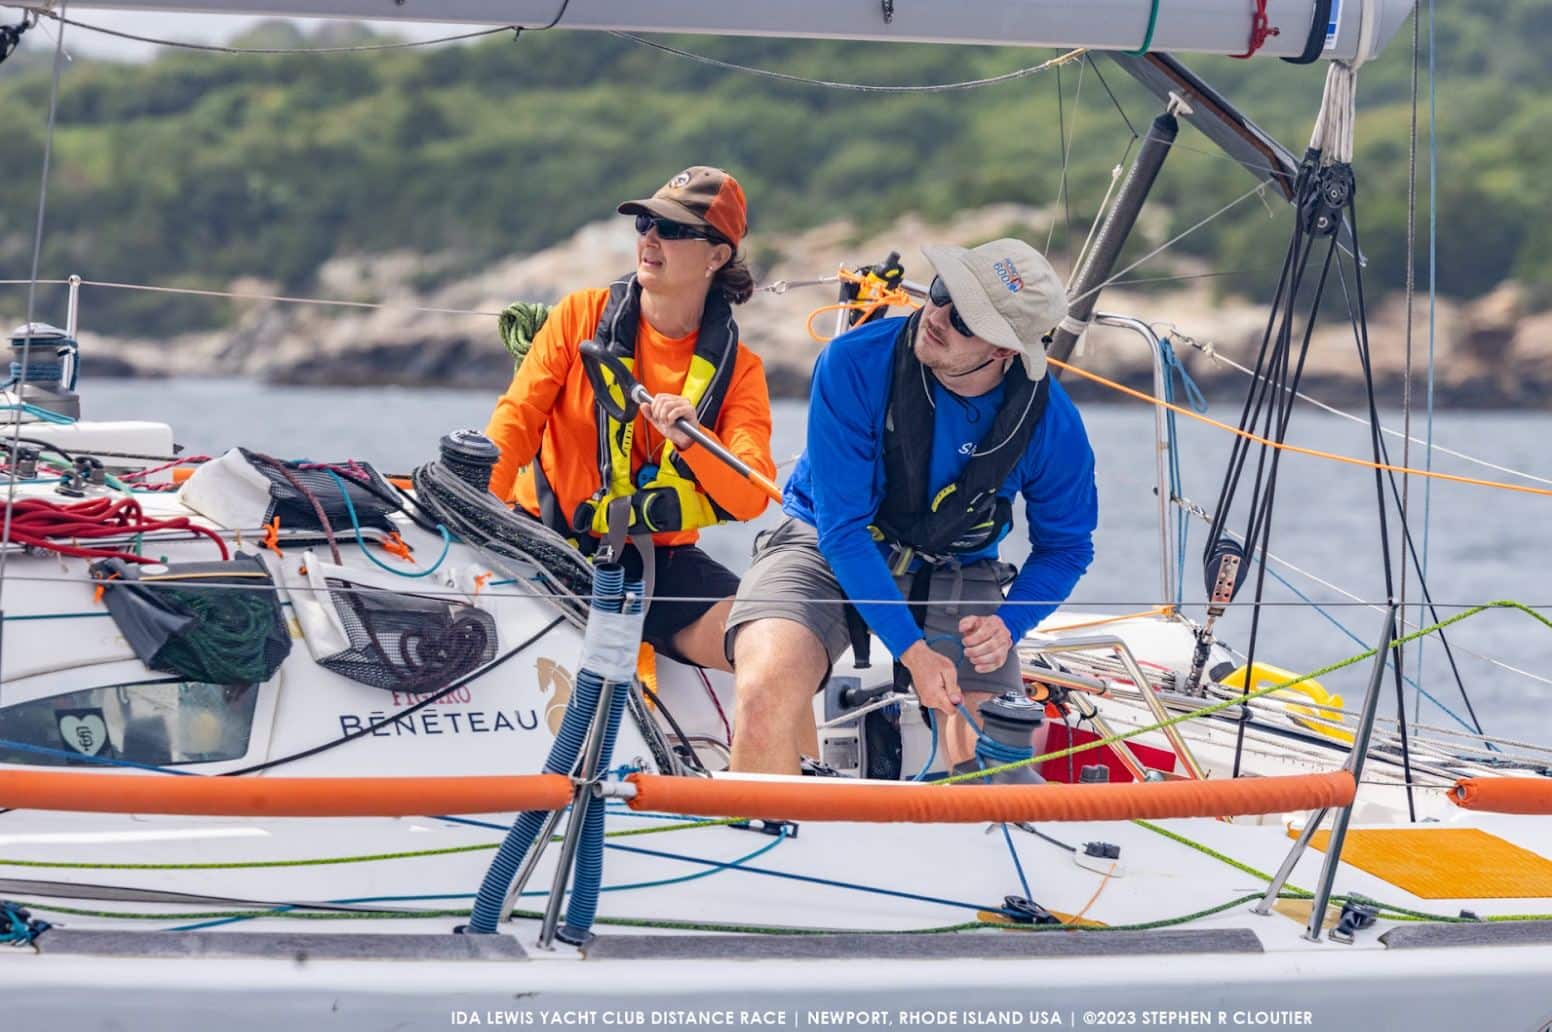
{"left": 634, "top": 213, "right": 725, "bottom": 245}
{"left": 927, "top": 276, "right": 977, "bottom": 339}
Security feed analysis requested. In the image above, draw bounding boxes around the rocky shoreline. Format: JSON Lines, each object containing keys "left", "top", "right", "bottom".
{"left": 66, "top": 207, "right": 1552, "bottom": 409}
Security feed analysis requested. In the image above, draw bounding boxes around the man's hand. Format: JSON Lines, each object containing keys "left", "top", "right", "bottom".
{"left": 959, "top": 614, "right": 1013, "bottom": 673}
{"left": 640, "top": 394, "right": 699, "bottom": 450}
{"left": 901, "top": 639, "right": 961, "bottom": 714}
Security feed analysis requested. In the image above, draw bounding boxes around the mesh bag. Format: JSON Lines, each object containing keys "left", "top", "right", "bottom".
{"left": 239, "top": 449, "right": 399, "bottom": 533}
{"left": 92, "top": 553, "right": 291, "bottom": 685}
{"left": 319, "top": 580, "right": 497, "bottom": 693}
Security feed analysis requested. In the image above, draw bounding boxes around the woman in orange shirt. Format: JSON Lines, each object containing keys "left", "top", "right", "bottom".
{"left": 485, "top": 166, "right": 776, "bottom": 672}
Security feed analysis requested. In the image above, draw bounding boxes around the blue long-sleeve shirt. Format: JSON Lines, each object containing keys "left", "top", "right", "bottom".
{"left": 784, "top": 316, "right": 1098, "bottom": 656}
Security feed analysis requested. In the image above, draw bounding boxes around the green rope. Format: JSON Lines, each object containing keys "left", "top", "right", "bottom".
{"left": 498, "top": 301, "right": 551, "bottom": 372}
{"left": 943, "top": 600, "right": 1552, "bottom": 785}
{"left": 1128, "top": 0, "right": 1161, "bottom": 55}
{"left": 1129, "top": 817, "right": 1302, "bottom": 892}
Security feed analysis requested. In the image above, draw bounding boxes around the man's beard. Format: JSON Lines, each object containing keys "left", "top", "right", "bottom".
{"left": 915, "top": 322, "right": 996, "bottom": 379}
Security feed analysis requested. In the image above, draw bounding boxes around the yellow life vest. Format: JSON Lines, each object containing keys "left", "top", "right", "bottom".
{"left": 534, "top": 276, "right": 739, "bottom": 550}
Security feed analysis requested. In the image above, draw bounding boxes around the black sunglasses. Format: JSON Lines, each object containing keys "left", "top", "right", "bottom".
{"left": 634, "top": 212, "right": 724, "bottom": 244}
{"left": 928, "top": 276, "right": 977, "bottom": 339}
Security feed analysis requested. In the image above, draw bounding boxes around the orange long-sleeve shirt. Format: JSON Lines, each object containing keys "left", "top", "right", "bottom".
{"left": 484, "top": 287, "right": 776, "bottom": 548}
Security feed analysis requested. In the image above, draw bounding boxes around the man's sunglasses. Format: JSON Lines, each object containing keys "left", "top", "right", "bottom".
{"left": 927, "top": 276, "right": 977, "bottom": 339}
{"left": 634, "top": 213, "right": 725, "bottom": 245}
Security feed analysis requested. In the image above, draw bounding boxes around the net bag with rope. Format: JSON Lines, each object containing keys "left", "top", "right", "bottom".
{"left": 89, "top": 553, "right": 291, "bottom": 685}
{"left": 300, "top": 561, "right": 498, "bottom": 694}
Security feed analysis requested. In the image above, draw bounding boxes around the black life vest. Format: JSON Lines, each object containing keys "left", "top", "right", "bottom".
{"left": 869, "top": 311, "right": 1049, "bottom": 572}
{"left": 533, "top": 275, "right": 740, "bottom": 546}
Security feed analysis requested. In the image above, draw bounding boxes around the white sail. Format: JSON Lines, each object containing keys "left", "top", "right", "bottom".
{"left": 43, "top": 0, "right": 1413, "bottom": 63}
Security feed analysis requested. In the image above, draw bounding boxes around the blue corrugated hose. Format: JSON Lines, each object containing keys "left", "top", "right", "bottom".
{"left": 559, "top": 577, "right": 642, "bottom": 943}
{"left": 464, "top": 564, "right": 627, "bottom": 934}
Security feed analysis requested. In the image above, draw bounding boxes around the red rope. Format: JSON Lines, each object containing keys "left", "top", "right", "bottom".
{"left": 1232, "top": 0, "right": 1281, "bottom": 59}
{"left": 3, "top": 496, "right": 229, "bottom": 564}
{"left": 119, "top": 454, "right": 211, "bottom": 482}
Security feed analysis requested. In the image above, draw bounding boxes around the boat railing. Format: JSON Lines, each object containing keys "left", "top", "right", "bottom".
{"left": 1092, "top": 312, "right": 1180, "bottom": 607}
{"left": 1023, "top": 634, "right": 1207, "bottom": 781}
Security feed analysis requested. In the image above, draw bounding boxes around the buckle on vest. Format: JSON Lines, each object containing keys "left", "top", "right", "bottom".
{"left": 886, "top": 544, "right": 915, "bottom": 577}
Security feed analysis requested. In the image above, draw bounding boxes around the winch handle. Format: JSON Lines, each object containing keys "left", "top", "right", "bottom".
{"left": 579, "top": 340, "right": 783, "bottom": 506}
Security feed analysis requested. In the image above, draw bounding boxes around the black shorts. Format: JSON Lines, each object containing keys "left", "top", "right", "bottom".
{"left": 634, "top": 543, "right": 740, "bottom": 663}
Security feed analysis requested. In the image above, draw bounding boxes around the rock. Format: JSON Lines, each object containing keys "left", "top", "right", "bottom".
{"left": 58, "top": 206, "right": 1552, "bottom": 408}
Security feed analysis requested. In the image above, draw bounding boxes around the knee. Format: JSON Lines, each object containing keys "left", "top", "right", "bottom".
{"left": 732, "top": 620, "right": 825, "bottom": 705}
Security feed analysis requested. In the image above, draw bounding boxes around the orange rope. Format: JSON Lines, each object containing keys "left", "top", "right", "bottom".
{"left": 805, "top": 268, "right": 921, "bottom": 343}
{"left": 260, "top": 516, "right": 283, "bottom": 558}
{"left": 1044, "top": 605, "right": 1174, "bottom": 632}
{"left": 380, "top": 530, "right": 415, "bottom": 563}
{"left": 1049, "top": 356, "right": 1552, "bottom": 499}
{"left": 1065, "top": 861, "right": 1117, "bottom": 925}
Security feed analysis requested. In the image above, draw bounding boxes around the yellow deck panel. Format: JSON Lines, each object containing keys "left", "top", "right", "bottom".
{"left": 1294, "top": 826, "right": 1552, "bottom": 899}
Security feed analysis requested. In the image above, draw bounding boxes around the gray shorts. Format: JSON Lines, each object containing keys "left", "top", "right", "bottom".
{"left": 725, "top": 518, "right": 1021, "bottom": 695}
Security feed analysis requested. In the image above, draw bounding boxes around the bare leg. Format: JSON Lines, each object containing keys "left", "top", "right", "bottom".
{"left": 729, "top": 618, "right": 830, "bottom": 774}
{"left": 668, "top": 598, "right": 735, "bottom": 673}
{"left": 942, "top": 691, "right": 995, "bottom": 770}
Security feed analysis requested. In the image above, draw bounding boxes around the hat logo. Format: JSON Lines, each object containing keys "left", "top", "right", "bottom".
{"left": 669, "top": 171, "right": 693, "bottom": 189}
{"left": 993, "top": 258, "right": 1024, "bottom": 293}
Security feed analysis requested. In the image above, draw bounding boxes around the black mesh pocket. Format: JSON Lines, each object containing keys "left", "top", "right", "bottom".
{"left": 320, "top": 581, "right": 497, "bottom": 693}
{"left": 240, "top": 449, "right": 399, "bottom": 533}
{"left": 92, "top": 553, "right": 291, "bottom": 685}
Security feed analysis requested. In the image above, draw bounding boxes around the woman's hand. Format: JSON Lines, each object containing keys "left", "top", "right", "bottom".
{"left": 641, "top": 394, "right": 699, "bottom": 450}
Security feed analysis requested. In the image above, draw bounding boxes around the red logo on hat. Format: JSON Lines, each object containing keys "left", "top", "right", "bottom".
{"left": 993, "top": 258, "right": 1024, "bottom": 292}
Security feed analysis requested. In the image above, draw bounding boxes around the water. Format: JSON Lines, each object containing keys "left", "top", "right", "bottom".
{"left": 82, "top": 378, "right": 1552, "bottom": 745}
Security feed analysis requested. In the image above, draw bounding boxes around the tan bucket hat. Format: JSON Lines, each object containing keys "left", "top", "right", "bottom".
{"left": 921, "top": 239, "right": 1068, "bottom": 381}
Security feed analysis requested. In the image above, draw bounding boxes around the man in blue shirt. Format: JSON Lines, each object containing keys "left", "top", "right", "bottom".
{"left": 724, "top": 239, "right": 1098, "bottom": 775}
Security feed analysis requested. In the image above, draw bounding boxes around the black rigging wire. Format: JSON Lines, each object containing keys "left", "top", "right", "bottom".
{"left": 1330, "top": 258, "right": 1486, "bottom": 741}
{"left": 1085, "top": 53, "right": 1141, "bottom": 140}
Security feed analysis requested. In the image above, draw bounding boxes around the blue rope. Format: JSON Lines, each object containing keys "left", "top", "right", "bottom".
{"left": 1160, "top": 337, "right": 1204, "bottom": 607}
{"left": 1000, "top": 823, "right": 1032, "bottom": 900}
{"left": 0, "top": 901, "right": 50, "bottom": 946}
{"left": 952, "top": 701, "right": 1035, "bottom": 770}
{"left": 167, "top": 835, "right": 790, "bottom": 933}
{"left": 324, "top": 469, "right": 450, "bottom": 579}
{"left": 604, "top": 840, "right": 1001, "bottom": 915}
{"left": 1259, "top": 564, "right": 1483, "bottom": 739}
{"left": 0, "top": 736, "right": 196, "bottom": 774}
{"left": 2, "top": 610, "right": 113, "bottom": 621}
{"left": 0, "top": 401, "right": 73, "bottom": 425}
{"left": 1159, "top": 338, "right": 1208, "bottom": 414}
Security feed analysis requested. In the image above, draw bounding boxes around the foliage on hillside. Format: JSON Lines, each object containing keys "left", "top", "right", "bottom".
{"left": 0, "top": 5, "right": 1542, "bottom": 335}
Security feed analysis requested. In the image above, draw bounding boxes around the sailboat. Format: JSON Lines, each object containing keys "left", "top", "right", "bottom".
{"left": 4, "top": 1, "right": 1552, "bottom": 1028}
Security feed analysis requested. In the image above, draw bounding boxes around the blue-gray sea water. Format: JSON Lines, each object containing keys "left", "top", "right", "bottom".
{"left": 83, "top": 378, "right": 1552, "bottom": 746}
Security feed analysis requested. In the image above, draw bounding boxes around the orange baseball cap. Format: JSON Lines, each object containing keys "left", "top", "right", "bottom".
{"left": 617, "top": 166, "right": 747, "bottom": 247}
